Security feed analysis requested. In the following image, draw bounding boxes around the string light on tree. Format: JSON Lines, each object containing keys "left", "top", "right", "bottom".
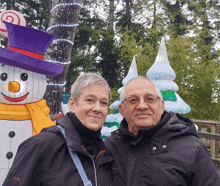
{"left": 46, "top": 2, "right": 81, "bottom": 67}
{"left": 52, "top": 38, "right": 74, "bottom": 46}
{"left": 46, "top": 24, "right": 79, "bottom": 32}
{"left": 46, "top": 60, "right": 71, "bottom": 65}
{"left": 50, "top": 3, "right": 82, "bottom": 12}
{"left": 47, "top": 81, "right": 67, "bottom": 87}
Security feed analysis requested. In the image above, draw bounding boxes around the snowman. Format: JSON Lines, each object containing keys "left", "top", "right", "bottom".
{"left": 0, "top": 21, "right": 63, "bottom": 184}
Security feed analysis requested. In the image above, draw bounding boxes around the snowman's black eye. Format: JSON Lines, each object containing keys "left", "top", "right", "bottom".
{"left": 0, "top": 73, "right": 7, "bottom": 81}
{"left": 20, "top": 73, "right": 28, "bottom": 81}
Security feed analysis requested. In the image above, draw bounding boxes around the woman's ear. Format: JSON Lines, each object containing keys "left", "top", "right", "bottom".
{"left": 68, "top": 97, "right": 76, "bottom": 113}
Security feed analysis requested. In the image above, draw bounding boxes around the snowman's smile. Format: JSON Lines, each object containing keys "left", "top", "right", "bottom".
{"left": 1, "top": 92, "right": 29, "bottom": 102}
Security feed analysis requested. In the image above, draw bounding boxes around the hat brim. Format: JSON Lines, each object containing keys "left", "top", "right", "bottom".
{"left": 0, "top": 47, "right": 63, "bottom": 76}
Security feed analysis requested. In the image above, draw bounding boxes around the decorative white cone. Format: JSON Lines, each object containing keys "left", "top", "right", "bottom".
{"left": 147, "top": 37, "right": 191, "bottom": 114}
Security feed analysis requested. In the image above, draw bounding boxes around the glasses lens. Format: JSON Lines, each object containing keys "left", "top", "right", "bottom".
{"left": 128, "top": 97, "right": 138, "bottom": 104}
{"left": 145, "top": 95, "right": 155, "bottom": 103}
{"left": 125, "top": 95, "right": 159, "bottom": 105}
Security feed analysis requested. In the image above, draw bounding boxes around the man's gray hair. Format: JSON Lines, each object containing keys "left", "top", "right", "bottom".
{"left": 120, "top": 76, "right": 163, "bottom": 103}
{"left": 71, "top": 73, "right": 111, "bottom": 103}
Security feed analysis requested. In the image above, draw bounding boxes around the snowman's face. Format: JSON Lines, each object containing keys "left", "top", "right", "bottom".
{"left": 0, "top": 64, "right": 47, "bottom": 104}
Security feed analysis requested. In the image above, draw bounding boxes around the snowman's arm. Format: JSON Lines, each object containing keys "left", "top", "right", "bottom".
{"left": 3, "top": 138, "right": 43, "bottom": 186}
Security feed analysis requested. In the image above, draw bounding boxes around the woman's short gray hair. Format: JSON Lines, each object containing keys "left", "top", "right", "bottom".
{"left": 120, "top": 76, "right": 163, "bottom": 103}
{"left": 71, "top": 73, "right": 111, "bottom": 103}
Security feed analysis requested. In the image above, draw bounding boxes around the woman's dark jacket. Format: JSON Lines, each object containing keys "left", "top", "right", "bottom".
{"left": 105, "top": 111, "right": 220, "bottom": 186}
{"left": 3, "top": 113, "right": 114, "bottom": 186}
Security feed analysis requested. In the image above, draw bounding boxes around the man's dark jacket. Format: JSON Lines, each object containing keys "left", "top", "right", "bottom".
{"left": 105, "top": 111, "right": 220, "bottom": 186}
{"left": 3, "top": 114, "right": 114, "bottom": 186}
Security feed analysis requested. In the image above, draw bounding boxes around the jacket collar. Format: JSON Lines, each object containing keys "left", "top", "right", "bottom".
{"left": 56, "top": 114, "right": 86, "bottom": 153}
{"left": 115, "top": 111, "right": 170, "bottom": 145}
{"left": 112, "top": 111, "right": 199, "bottom": 155}
{"left": 56, "top": 114, "right": 114, "bottom": 164}
{"left": 68, "top": 112, "right": 102, "bottom": 145}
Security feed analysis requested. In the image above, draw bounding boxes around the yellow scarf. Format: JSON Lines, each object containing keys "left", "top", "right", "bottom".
{"left": 0, "top": 99, "right": 55, "bottom": 136}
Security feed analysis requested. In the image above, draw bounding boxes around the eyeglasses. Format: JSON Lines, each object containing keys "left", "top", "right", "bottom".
{"left": 123, "top": 95, "right": 160, "bottom": 105}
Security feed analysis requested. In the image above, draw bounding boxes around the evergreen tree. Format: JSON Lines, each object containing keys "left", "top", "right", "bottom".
{"left": 66, "top": 4, "right": 121, "bottom": 89}
{"left": 66, "top": 7, "right": 105, "bottom": 89}
{"left": 160, "top": 0, "right": 192, "bottom": 38}
{"left": 97, "top": 31, "right": 121, "bottom": 88}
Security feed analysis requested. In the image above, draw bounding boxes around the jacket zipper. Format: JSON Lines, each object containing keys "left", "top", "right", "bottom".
{"left": 69, "top": 147, "right": 98, "bottom": 186}
{"left": 89, "top": 154, "right": 98, "bottom": 186}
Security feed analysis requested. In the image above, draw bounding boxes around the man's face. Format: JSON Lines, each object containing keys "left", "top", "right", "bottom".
{"left": 119, "top": 79, "right": 164, "bottom": 135}
{"left": 68, "top": 84, "right": 109, "bottom": 131}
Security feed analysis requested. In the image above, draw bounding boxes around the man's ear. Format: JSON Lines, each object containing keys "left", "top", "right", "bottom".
{"left": 68, "top": 97, "right": 76, "bottom": 113}
{"left": 119, "top": 103, "right": 125, "bottom": 118}
{"left": 160, "top": 100, "right": 165, "bottom": 115}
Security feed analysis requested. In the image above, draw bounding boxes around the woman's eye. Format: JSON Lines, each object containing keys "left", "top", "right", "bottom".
{"left": 101, "top": 102, "right": 108, "bottom": 106}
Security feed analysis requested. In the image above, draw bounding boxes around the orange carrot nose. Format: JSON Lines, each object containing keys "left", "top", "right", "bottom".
{"left": 8, "top": 81, "right": 20, "bottom": 93}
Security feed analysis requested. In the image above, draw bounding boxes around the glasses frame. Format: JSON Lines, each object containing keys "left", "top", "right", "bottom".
{"left": 123, "top": 94, "right": 161, "bottom": 105}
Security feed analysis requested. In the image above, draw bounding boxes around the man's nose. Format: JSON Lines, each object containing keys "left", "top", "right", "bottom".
{"left": 137, "top": 98, "right": 148, "bottom": 109}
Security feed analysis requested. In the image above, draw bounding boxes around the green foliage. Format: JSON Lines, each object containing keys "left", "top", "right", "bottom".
{"left": 67, "top": 7, "right": 122, "bottom": 89}
{"left": 119, "top": 27, "right": 140, "bottom": 75}
{"left": 96, "top": 31, "right": 121, "bottom": 88}
{"left": 167, "top": 35, "right": 220, "bottom": 120}
{"left": 160, "top": 0, "right": 192, "bottom": 37}
{"left": 66, "top": 8, "right": 104, "bottom": 88}
{"left": 118, "top": 26, "right": 159, "bottom": 78}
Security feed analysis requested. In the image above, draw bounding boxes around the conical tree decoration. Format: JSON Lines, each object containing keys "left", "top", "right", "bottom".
{"left": 122, "top": 55, "right": 139, "bottom": 85}
{"left": 147, "top": 37, "right": 191, "bottom": 114}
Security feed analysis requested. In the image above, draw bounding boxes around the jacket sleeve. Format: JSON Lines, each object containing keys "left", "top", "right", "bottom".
{"left": 104, "top": 137, "right": 127, "bottom": 186}
{"left": 3, "top": 138, "right": 43, "bottom": 186}
{"left": 191, "top": 143, "right": 220, "bottom": 186}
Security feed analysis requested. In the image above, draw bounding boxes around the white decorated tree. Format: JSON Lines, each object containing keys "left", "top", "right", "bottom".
{"left": 147, "top": 37, "right": 191, "bottom": 114}
{"left": 101, "top": 55, "right": 138, "bottom": 138}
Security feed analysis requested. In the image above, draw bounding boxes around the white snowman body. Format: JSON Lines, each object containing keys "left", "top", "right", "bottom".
{"left": 0, "top": 63, "right": 47, "bottom": 183}
{"left": 0, "top": 120, "right": 32, "bottom": 182}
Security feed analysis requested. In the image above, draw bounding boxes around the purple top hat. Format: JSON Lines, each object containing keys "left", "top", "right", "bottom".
{"left": 0, "top": 21, "right": 63, "bottom": 76}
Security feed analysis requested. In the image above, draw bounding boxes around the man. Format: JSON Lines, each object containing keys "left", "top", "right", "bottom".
{"left": 105, "top": 76, "right": 220, "bottom": 186}
{"left": 3, "top": 73, "right": 114, "bottom": 186}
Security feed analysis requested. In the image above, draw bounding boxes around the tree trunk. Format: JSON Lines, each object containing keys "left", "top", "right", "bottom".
{"left": 44, "top": 0, "right": 82, "bottom": 115}
{"left": 109, "top": 0, "right": 114, "bottom": 32}
{"left": 125, "top": 0, "right": 130, "bottom": 17}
